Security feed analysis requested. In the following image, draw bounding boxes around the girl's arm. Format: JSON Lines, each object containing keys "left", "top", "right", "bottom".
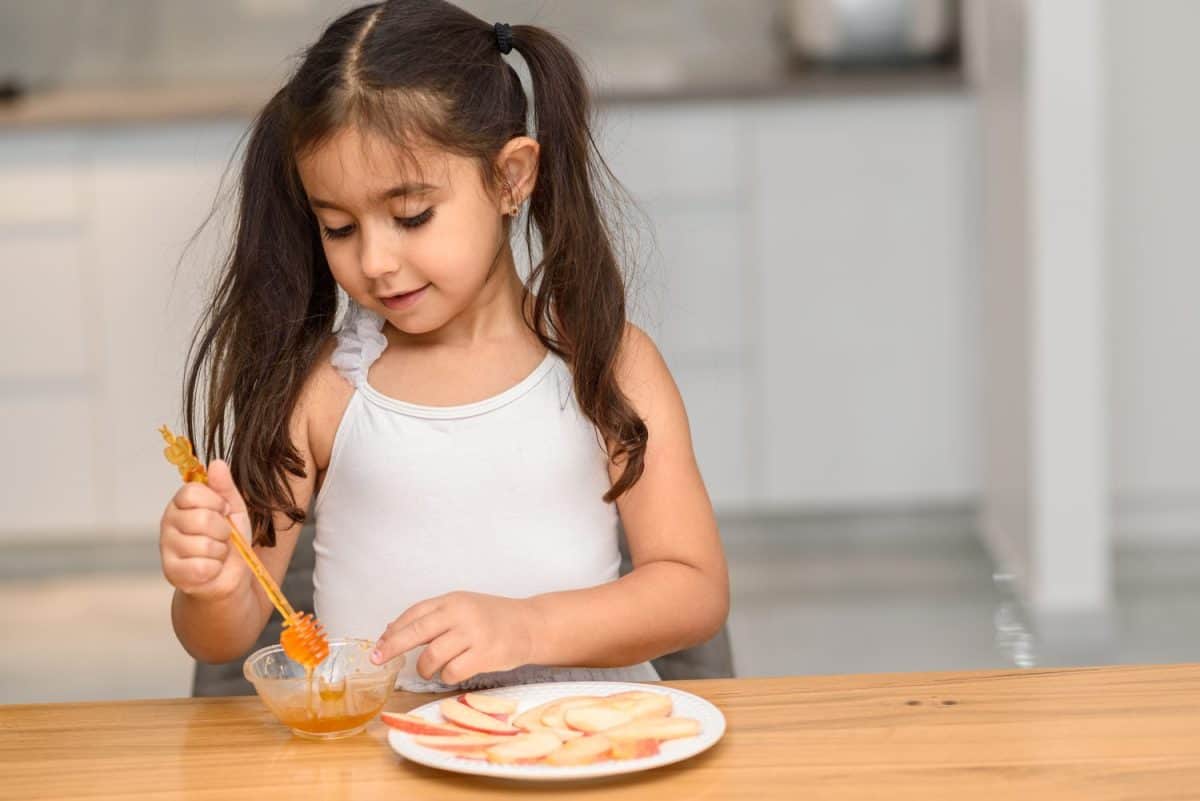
{"left": 523, "top": 324, "right": 730, "bottom": 667}
{"left": 168, "top": 343, "right": 338, "bottom": 663}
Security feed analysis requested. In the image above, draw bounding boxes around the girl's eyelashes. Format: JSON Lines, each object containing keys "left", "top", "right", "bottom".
{"left": 320, "top": 223, "right": 355, "bottom": 240}
{"left": 318, "top": 209, "right": 434, "bottom": 241}
{"left": 396, "top": 208, "right": 434, "bottom": 229}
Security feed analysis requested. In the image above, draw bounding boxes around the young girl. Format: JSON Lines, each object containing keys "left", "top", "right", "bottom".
{"left": 159, "top": 0, "right": 728, "bottom": 692}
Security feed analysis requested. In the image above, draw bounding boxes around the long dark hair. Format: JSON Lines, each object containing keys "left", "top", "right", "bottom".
{"left": 185, "top": 0, "right": 646, "bottom": 546}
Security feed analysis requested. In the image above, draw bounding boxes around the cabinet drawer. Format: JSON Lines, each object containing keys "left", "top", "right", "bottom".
{"left": 640, "top": 204, "right": 746, "bottom": 360}
{"left": 0, "top": 237, "right": 90, "bottom": 379}
{"left": 671, "top": 364, "right": 752, "bottom": 510}
{"left": 0, "top": 395, "right": 98, "bottom": 536}
{"left": 0, "top": 132, "right": 83, "bottom": 226}
{"left": 600, "top": 104, "right": 741, "bottom": 204}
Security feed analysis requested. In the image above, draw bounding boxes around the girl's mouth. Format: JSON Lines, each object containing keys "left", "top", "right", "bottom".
{"left": 380, "top": 284, "right": 431, "bottom": 311}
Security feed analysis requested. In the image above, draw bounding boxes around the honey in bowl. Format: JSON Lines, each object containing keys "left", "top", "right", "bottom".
{"left": 243, "top": 638, "right": 402, "bottom": 740}
{"left": 268, "top": 675, "right": 392, "bottom": 736}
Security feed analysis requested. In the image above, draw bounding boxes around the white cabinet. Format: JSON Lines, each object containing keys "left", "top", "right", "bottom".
{"left": 601, "top": 105, "right": 742, "bottom": 204}
{"left": 0, "top": 131, "right": 100, "bottom": 536}
{"left": 605, "top": 95, "right": 979, "bottom": 512}
{"left": 0, "top": 90, "right": 977, "bottom": 537}
{"left": 0, "top": 131, "right": 82, "bottom": 226}
{"left": 0, "top": 237, "right": 91, "bottom": 379}
{"left": 749, "top": 95, "right": 979, "bottom": 508}
{"left": 86, "top": 122, "right": 246, "bottom": 533}
{"left": 0, "top": 122, "right": 243, "bottom": 539}
{"left": 0, "top": 395, "right": 100, "bottom": 533}
{"left": 601, "top": 103, "right": 752, "bottom": 508}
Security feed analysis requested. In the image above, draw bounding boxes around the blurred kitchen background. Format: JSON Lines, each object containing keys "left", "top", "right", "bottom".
{"left": 3, "top": 0, "right": 1199, "bottom": 704}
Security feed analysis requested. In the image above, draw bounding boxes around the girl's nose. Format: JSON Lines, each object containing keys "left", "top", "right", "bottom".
{"left": 359, "top": 229, "right": 400, "bottom": 280}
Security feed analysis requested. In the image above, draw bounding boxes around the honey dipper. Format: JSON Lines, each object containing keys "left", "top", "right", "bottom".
{"left": 158, "top": 425, "right": 330, "bottom": 669}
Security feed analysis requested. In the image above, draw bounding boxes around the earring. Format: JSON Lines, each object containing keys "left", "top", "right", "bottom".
{"left": 509, "top": 204, "right": 519, "bottom": 216}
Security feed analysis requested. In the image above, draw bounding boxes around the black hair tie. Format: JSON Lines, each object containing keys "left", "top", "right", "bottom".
{"left": 494, "top": 22, "right": 513, "bottom": 55}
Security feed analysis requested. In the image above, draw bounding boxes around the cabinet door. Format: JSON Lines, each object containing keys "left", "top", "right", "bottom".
{"left": 750, "top": 96, "right": 980, "bottom": 507}
{"left": 87, "top": 122, "right": 247, "bottom": 533}
{"left": 602, "top": 104, "right": 753, "bottom": 510}
{"left": 0, "top": 131, "right": 97, "bottom": 537}
{"left": 0, "top": 395, "right": 99, "bottom": 536}
{"left": 0, "top": 131, "right": 82, "bottom": 226}
{"left": 672, "top": 364, "right": 752, "bottom": 510}
{"left": 0, "top": 237, "right": 90, "bottom": 380}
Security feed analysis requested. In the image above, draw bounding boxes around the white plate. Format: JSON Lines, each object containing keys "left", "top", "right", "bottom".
{"left": 386, "top": 681, "right": 726, "bottom": 781}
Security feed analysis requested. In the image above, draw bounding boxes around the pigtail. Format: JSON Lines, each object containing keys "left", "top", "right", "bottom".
{"left": 510, "top": 25, "right": 648, "bottom": 501}
{"left": 183, "top": 88, "right": 339, "bottom": 546}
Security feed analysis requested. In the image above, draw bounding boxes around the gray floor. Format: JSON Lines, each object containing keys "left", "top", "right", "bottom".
{"left": 3, "top": 509, "right": 1199, "bottom": 704}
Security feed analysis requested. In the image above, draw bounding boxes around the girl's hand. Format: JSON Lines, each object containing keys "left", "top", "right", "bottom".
{"left": 159, "top": 459, "right": 252, "bottom": 601}
{"left": 370, "top": 592, "right": 541, "bottom": 685}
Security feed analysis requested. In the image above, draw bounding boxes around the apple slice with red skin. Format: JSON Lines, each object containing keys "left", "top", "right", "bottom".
{"left": 545, "top": 734, "right": 613, "bottom": 766}
{"left": 381, "top": 712, "right": 471, "bottom": 736}
{"left": 485, "top": 731, "right": 563, "bottom": 764}
{"left": 412, "top": 733, "right": 512, "bottom": 752}
{"left": 439, "top": 698, "right": 520, "bottom": 735}
{"left": 459, "top": 692, "right": 517, "bottom": 721}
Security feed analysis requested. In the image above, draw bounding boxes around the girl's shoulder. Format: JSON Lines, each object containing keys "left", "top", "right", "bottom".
{"left": 296, "top": 334, "right": 356, "bottom": 473}
{"left": 613, "top": 323, "right": 674, "bottom": 407}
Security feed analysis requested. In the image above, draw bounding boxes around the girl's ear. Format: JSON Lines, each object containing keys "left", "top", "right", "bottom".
{"left": 495, "top": 136, "right": 540, "bottom": 213}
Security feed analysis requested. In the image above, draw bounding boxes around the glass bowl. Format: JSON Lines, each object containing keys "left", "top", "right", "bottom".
{"left": 243, "top": 637, "right": 403, "bottom": 740}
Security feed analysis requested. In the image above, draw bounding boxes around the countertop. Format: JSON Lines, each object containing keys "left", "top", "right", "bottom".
{"left": 0, "top": 68, "right": 965, "bottom": 130}
{"left": 3, "top": 664, "right": 1199, "bottom": 799}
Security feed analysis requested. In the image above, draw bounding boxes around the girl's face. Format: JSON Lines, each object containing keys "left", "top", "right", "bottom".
{"left": 296, "top": 126, "right": 513, "bottom": 336}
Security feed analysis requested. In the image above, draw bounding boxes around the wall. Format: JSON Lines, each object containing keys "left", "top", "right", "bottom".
{"left": 1106, "top": 0, "right": 1200, "bottom": 544}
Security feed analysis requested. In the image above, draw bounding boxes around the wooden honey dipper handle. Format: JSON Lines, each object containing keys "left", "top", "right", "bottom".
{"left": 158, "top": 426, "right": 327, "bottom": 666}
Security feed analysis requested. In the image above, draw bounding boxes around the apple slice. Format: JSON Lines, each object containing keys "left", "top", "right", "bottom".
{"left": 412, "top": 733, "right": 512, "bottom": 752}
{"left": 602, "top": 690, "right": 658, "bottom": 704}
{"left": 545, "top": 735, "right": 613, "bottom": 766}
{"left": 604, "top": 717, "right": 702, "bottom": 742}
{"left": 453, "top": 751, "right": 489, "bottom": 760}
{"left": 381, "top": 712, "right": 471, "bottom": 736}
{"left": 563, "top": 705, "right": 634, "bottom": 733}
{"left": 513, "top": 699, "right": 557, "bottom": 732}
{"left": 485, "top": 731, "right": 563, "bottom": 764}
{"left": 550, "top": 726, "right": 584, "bottom": 741}
{"left": 540, "top": 696, "right": 605, "bottom": 729}
{"left": 610, "top": 738, "right": 661, "bottom": 760}
{"left": 439, "top": 698, "right": 520, "bottom": 735}
{"left": 603, "top": 692, "right": 673, "bottom": 720}
{"left": 460, "top": 692, "right": 518, "bottom": 720}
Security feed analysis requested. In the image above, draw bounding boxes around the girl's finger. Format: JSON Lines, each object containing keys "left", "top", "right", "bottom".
{"left": 372, "top": 608, "right": 451, "bottom": 664}
{"left": 382, "top": 596, "right": 444, "bottom": 638}
{"left": 169, "top": 531, "right": 229, "bottom": 561}
{"left": 171, "top": 508, "right": 233, "bottom": 542}
{"left": 172, "top": 483, "right": 226, "bottom": 512}
{"left": 439, "top": 649, "right": 478, "bottom": 686}
{"left": 415, "top": 630, "right": 470, "bottom": 680}
{"left": 165, "top": 553, "right": 223, "bottom": 588}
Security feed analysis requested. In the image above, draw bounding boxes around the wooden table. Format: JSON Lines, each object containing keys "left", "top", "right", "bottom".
{"left": 3, "top": 664, "right": 1199, "bottom": 800}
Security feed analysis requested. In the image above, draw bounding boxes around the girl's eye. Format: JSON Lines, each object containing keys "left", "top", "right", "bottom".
{"left": 320, "top": 223, "right": 355, "bottom": 240}
{"left": 396, "top": 208, "right": 434, "bottom": 229}
{"left": 319, "top": 209, "right": 431, "bottom": 240}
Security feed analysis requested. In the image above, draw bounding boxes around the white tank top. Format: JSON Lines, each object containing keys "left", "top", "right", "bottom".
{"left": 312, "top": 302, "right": 659, "bottom": 691}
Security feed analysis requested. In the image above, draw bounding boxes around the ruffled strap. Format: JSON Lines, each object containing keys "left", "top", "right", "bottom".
{"left": 330, "top": 301, "right": 388, "bottom": 389}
